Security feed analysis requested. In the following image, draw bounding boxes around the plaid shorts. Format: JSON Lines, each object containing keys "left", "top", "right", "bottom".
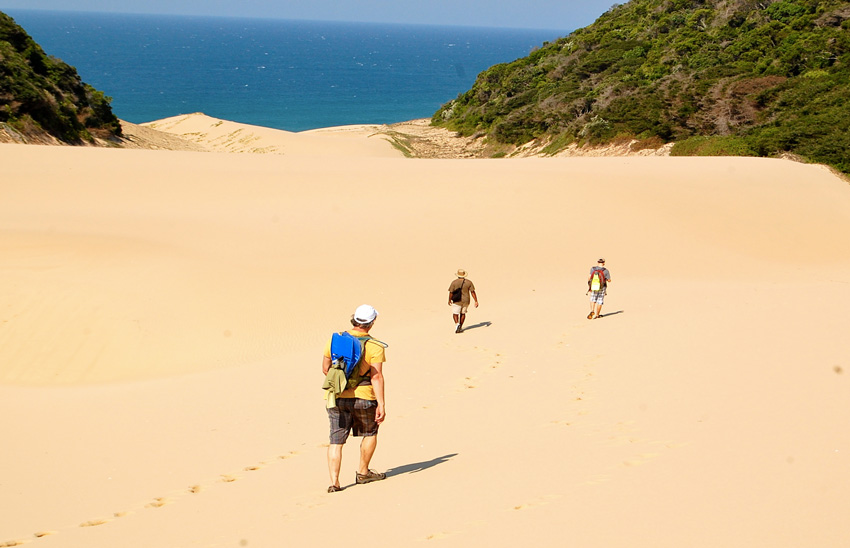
{"left": 327, "top": 398, "right": 379, "bottom": 444}
{"left": 589, "top": 290, "right": 605, "bottom": 304}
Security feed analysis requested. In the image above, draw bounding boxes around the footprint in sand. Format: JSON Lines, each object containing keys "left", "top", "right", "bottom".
{"left": 80, "top": 518, "right": 110, "bottom": 528}
{"left": 146, "top": 497, "right": 168, "bottom": 509}
{"left": 582, "top": 474, "right": 613, "bottom": 485}
{"left": 622, "top": 453, "right": 661, "bottom": 467}
{"left": 17, "top": 448, "right": 308, "bottom": 545}
{"left": 424, "top": 532, "right": 454, "bottom": 540}
{"left": 513, "top": 494, "right": 559, "bottom": 510}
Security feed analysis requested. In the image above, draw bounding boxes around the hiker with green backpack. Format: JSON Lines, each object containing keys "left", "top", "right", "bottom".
{"left": 321, "top": 304, "right": 388, "bottom": 493}
{"left": 586, "top": 258, "right": 612, "bottom": 319}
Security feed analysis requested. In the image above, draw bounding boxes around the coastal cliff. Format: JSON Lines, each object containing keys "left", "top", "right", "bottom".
{"left": 0, "top": 11, "right": 121, "bottom": 144}
{"left": 433, "top": 0, "right": 850, "bottom": 173}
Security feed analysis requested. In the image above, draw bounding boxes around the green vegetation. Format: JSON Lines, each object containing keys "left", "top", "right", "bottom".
{"left": 0, "top": 11, "right": 121, "bottom": 143}
{"left": 433, "top": 0, "right": 850, "bottom": 174}
{"left": 382, "top": 130, "right": 416, "bottom": 157}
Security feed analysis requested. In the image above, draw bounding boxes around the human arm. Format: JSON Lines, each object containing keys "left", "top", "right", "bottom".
{"left": 471, "top": 289, "right": 479, "bottom": 308}
{"left": 322, "top": 355, "right": 332, "bottom": 375}
{"left": 369, "top": 361, "right": 386, "bottom": 424}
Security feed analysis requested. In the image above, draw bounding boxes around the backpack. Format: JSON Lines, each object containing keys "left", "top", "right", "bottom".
{"left": 323, "top": 331, "right": 389, "bottom": 408}
{"left": 330, "top": 331, "right": 371, "bottom": 389}
{"left": 590, "top": 268, "right": 606, "bottom": 292}
{"left": 450, "top": 279, "right": 464, "bottom": 303}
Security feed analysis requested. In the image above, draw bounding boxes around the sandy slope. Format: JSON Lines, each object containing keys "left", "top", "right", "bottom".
{"left": 1, "top": 119, "right": 849, "bottom": 548}
{"left": 138, "top": 113, "right": 400, "bottom": 157}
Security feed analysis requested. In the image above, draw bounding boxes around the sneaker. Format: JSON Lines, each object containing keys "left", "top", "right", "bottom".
{"left": 355, "top": 469, "right": 386, "bottom": 484}
{"left": 455, "top": 323, "right": 462, "bottom": 333}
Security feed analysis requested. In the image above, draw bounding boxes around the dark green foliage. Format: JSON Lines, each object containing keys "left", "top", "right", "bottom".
{"left": 670, "top": 135, "right": 758, "bottom": 156}
{"left": 0, "top": 11, "right": 121, "bottom": 142}
{"left": 433, "top": 0, "right": 850, "bottom": 174}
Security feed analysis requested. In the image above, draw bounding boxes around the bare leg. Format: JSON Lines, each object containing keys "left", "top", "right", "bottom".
{"left": 458, "top": 313, "right": 466, "bottom": 330}
{"left": 327, "top": 444, "right": 343, "bottom": 488}
{"left": 358, "top": 435, "right": 378, "bottom": 475}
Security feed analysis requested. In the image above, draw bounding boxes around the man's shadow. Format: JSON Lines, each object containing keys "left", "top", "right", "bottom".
{"left": 462, "top": 321, "right": 492, "bottom": 331}
{"left": 386, "top": 453, "right": 458, "bottom": 478}
{"left": 597, "top": 310, "right": 624, "bottom": 319}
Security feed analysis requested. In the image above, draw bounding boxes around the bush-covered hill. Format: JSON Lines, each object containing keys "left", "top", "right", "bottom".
{"left": 433, "top": 0, "right": 850, "bottom": 173}
{"left": 0, "top": 11, "right": 121, "bottom": 143}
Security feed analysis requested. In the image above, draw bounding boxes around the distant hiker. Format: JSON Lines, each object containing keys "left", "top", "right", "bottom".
{"left": 321, "top": 304, "right": 388, "bottom": 493}
{"left": 448, "top": 269, "right": 479, "bottom": 333}
{"left": 587, "top": 258, "right": 611, "bottom": 319}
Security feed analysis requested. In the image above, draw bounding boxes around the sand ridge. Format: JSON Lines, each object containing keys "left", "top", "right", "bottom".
{"left": 1, "top": 117, "right": 849, "bottom": 547}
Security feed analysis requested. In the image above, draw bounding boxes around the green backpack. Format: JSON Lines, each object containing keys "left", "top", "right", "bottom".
{"left": 590, "top": 269, "right": 606, "bottom": 292}
{"left": 326, "top": 332, "right": 388, "bottom": 391}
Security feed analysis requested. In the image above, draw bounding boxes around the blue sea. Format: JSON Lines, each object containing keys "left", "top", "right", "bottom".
{"left": 5, "top": 10, "right": 568, "bottom": 131}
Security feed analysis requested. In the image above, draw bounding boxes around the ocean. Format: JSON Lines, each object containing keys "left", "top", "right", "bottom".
{"left": 5, "top": 10, "right": 568, "bottom": 131}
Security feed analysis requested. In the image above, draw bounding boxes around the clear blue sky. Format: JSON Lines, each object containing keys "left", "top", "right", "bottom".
{"left": 0, "top": 0, "right": 618, "bottom": 31}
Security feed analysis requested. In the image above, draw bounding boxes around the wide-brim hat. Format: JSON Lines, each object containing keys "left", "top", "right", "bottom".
{"left": 456, "top": 269, "right": 467, "bottom": 278}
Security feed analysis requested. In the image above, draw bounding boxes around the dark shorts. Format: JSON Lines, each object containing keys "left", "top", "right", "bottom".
{"left": 327, "top": 398, "right": 379, "bottom": 444}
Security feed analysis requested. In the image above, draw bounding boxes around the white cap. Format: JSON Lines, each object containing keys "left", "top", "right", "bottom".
{"left": 353, "top": 304, "right": 378, "bottom": 324}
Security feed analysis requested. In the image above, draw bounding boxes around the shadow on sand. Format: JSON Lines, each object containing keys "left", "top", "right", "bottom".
{"left": 596, "top": 310, "right": 624, "bottom": 319}
{"left": 461, "top": 321, "right": 492, "bottom": 332}
{"left": 386, "top": 454, "right": 458, "bottom": 478}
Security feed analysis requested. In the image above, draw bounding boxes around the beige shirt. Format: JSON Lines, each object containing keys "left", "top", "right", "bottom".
{"left": 448, "top": 278, "right": 476, "bottom": 306}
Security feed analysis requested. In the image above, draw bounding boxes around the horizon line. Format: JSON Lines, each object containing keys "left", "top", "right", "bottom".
{"left": 2, "top": 7, "right": 574, "bottom": 35}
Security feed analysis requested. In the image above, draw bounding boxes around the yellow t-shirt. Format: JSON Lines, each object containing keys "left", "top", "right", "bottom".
{"left": 323, "top": 330, "right": 386, "bottom": 400}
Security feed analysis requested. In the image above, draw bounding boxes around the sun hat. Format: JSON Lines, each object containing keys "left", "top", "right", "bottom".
{"left": 456, "top": 269, "right": 467, "bottom": 278}
{"left": 597, "top": 258, "right": 605, "bottom": 263}
{"left": 353, "top": 304, "right": 378, "bottom": 324}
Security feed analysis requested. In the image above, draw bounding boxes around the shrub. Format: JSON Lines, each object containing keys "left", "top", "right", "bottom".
{"left": 0, "top": 11, "right": 121, "bottom": 142}
{"left": 671, "top": 135, "right": 758, "bottom": 156}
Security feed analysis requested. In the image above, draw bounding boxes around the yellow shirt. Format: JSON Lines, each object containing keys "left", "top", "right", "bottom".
{"left": 323, "top": 330, "right": 386, "bottom": 400}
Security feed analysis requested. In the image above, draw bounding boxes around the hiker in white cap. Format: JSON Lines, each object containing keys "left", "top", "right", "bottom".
{"left": 586, "top": 258, "right": 611, "bottom": 319}
{"left": 447, "top": 269, "right": 479, "bottom": 333}
{"left": 321, "top": 304, "right": 388, "bottom": 492}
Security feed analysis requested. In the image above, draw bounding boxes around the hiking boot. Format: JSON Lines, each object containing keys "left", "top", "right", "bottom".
{"left": 355, "top": 469, "right": 386, "bottom": 484}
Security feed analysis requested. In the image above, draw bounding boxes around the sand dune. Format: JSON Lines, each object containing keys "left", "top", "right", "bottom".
{"left": 1, "top": 119, "right": 848, "bottom": 548}
{"left": 138, "top": 112, "right": 400, "bottom": 157}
